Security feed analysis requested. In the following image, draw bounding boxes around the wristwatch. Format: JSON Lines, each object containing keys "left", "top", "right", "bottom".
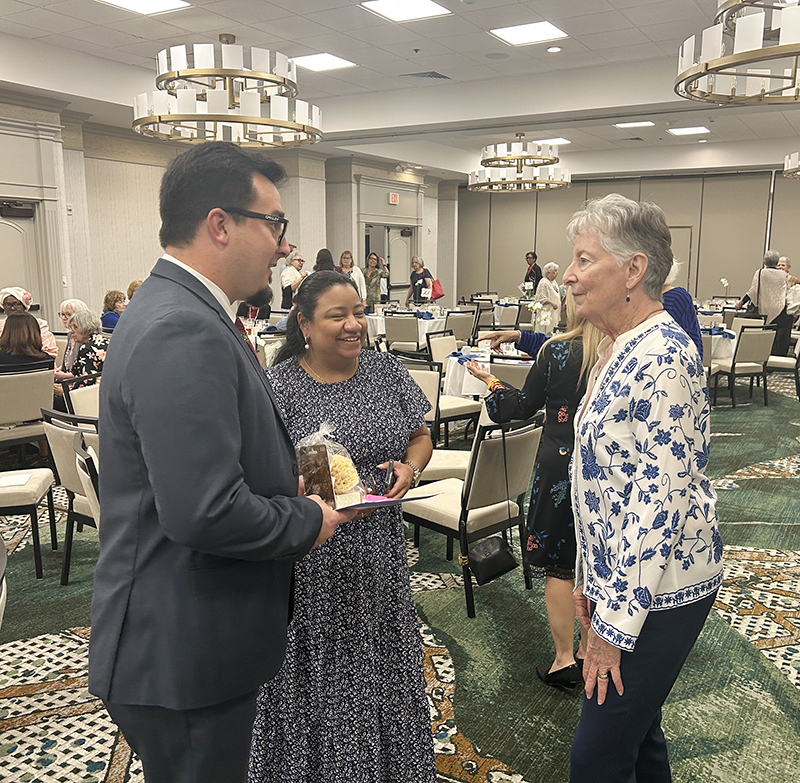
{"left": 403, "top": 460, "right": 422, "bottom": 488}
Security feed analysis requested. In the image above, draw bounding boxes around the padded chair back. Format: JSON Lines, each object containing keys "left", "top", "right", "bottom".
{"left": 384, "top": 314, "right": 419, "bottom": 347}
{"left": 426, "top": 331, "right": 458, "bottom": 366}
{"left": 445, "top": 311, "right": 474, "bottom": 342}
{"left": 69, "top": 382, "right": 101, "bottom": 418}
{"left": 54, "top": 334, "right": 68, "bottom": 368}
{"left": 0, "top": 540, "right": 5, "bottom": 632}
{"left": 497, "top": 303, "right": 521, "bottom": 327}
{"left": 407, "top": 365, "right": 441, "bottom": 423}
{"left": 0, "top": 370, "right": 53, "bottom": 427}
{"left": 43, "top": 420, "right": 88, "bottom": 497}
{"left": 475, "top": 307, "right": 494, "bottom": 330}
{"left": 733, "top": 329, "right": 774, "bottom": 364}
{"left": 74, "top": 432, "right": 101, "bottom": 526}
{"left": 464, "top": 421, "right": 542, "bottom": 512}
{"left": 698, "top": 313, "right": 723, "bottom": 326}
{"left": 731, "top": 317, "right": 765, "bottom": 337}
{"left": 490, "top": 357, "right": 534, "bottom": 388}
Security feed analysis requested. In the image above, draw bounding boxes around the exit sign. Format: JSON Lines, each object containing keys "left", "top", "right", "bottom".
{"left": 388, "top": 192, "right": 399, "bottom": 205}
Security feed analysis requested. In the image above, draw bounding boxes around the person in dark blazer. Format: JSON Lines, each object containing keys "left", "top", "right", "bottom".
{"left": 88, "top": 142, "right": 353, "bottom": 783}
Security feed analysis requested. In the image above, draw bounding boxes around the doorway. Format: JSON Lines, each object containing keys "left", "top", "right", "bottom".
{"left": 364, "top": 225, "right": 416, "bottom": 300}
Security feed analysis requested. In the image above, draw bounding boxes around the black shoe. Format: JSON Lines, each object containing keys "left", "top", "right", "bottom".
{"left": 536, "top": 663, "right": 581, "bottom": 692}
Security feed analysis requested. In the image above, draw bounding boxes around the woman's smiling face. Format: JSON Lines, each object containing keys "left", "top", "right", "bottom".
{"left": 300, "top": 283, "right": 366, "bottom": 361}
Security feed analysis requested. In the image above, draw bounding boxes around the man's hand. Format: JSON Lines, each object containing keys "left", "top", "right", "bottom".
{"left": 306, "top": 494, "right": 357, "bottom": 548}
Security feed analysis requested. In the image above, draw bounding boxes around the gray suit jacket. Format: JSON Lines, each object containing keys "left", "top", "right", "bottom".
{"left": 88, "top": 258, "right": 321, "bottom": 710}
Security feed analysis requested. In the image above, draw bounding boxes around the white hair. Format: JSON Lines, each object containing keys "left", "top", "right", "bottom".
{"left": 543, "top": 262, "right": 559, "bottom": 277}
{"left": 664, "top": 259, "right": 681, "bottom": 286}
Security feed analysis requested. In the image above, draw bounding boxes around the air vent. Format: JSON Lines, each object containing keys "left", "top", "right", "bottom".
{"left": 620, "top": 136, "right": 645, "bottom": 142}
{"left": 398, "top": 71, "right": 451, "bottom": 80}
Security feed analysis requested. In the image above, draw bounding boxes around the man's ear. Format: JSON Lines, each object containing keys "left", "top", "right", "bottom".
{"left": 205, "top": 208, "right": 230, "bottom": 247}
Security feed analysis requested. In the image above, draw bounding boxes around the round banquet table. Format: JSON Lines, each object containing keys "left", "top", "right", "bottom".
{"left": 704, "top": 329, "right": 736, "bottom": 362}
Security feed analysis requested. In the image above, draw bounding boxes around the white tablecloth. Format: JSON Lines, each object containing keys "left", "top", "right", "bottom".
{"left": 367, "top": 315, "right": 446, "bottom": 342}
{"left": 444, "top": 356, "right": 490, "bottom": 398}
{"left": 706, "top": 330, "right": 736, "bottom": 361}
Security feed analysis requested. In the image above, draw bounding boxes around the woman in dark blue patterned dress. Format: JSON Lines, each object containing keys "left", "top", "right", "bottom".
{"left": 249, "top": 271, "right": 436, "bottom": 783}
{"left": 467, "top": 299, "right": 602, "bottom": 691}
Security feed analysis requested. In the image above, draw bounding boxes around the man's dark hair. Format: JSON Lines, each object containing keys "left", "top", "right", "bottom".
{"left": 159, "top": 142, "right": 287, "bottom": 249}
{"left": 526, "top": 251, "right": 537, "bottom": 261}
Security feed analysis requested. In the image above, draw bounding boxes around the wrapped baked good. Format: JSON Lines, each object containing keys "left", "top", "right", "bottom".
{"left": 295, "top": 424, "right": 365, "bottom": 509}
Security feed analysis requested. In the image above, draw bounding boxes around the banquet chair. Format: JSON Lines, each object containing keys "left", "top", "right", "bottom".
{"left": 496, "top": 303, "right": 521, "bottom": 328}
{"left": 384, "top": 314, "right": 420, "bottom": 352}
{"left": 73, "top": 431, "right": 100, "bottom": 527}
{"left": 41, "top": 414, "right": 99, "bottom": 585}
{"left": 471, "top": 305, "right": 495, "bottom": 342}
{"left": 0, "top": 369, "right": 54, "bottom": 466}
{"left": 61, "top": 372, "right": 102, "bottom": 417}
{"left": 766, "top": 336, "right": 800, "bottom": 400}
{"left": 445, "top": 310, "right": 474, "bottom": 347}
{"left": 701, "top": 332, "right": 720, "bottom": 384}
{"left": 490, "top": 355, "right": 534, "bottom": 388}
{"left": 0, "top": 539, "right": 6, "bottom": 630}
{"left": 426, "top": 330, "right": 458, "bottom": 371}
{"left": 730, "top": 316, "right": 765, "bottom": 338}
{"left": 712, "top": 327, "right": 774, "bottom": 407}
{"left": 53, "top": 333, "right": 68, "bottom": 368}
{"left": 405, "top": 359, "right": 482, "bottom": 447}
{"left": 403, "top": 417, "right": 542, "bottom": 617}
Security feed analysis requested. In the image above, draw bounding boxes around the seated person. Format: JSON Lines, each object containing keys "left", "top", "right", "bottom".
{"left": 0, "top": 286, "right": 58, "bottom": 359}
{"left": 0, "top": 312, "right": 55, "bottom": 373}
{"left": 67, "top": 310, "right": 108, "bottom": 385}
{"left": 101, "top": 290, "right": 127, "bottom": 331}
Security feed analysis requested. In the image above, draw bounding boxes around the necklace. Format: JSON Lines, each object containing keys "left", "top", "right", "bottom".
{"left": 301, "top": 355, "right": 359, "bottom": 384}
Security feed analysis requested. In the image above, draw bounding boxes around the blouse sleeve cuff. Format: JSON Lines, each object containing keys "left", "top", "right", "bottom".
{"left": 591, "top": 611, "right": 638, "bottom": 652}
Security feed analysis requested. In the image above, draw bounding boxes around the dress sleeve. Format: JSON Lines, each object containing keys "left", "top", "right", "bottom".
{"left": 39, "top": 321, "right": 58, "bottom": 359}
{"left": 517, "top": 330, "right": 547, "bottom": 357}
{"left": 589, "top": 338, "right": 713, "bottom": 650}
{"left": 485, "top": 343, "right": 549, "bottom": 423}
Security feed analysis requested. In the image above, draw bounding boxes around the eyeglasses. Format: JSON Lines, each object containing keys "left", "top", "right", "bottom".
{"left": 222, "top": 207, "right": 289, "bottom": 245}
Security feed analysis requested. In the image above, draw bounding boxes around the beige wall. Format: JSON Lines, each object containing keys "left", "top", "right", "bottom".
{"left": 458, "top": 171, "right": 789, "bottom": 302}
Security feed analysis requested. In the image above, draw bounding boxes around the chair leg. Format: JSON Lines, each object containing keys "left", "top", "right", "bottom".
{"left": 749, "top": 376, "right": 754, "bottom": 397}
{"left": 462, "top": 559, "right": 476, "bottom": 618}
{"left": 443, "top": 422, "right": 450, "bottom": 448}
{"left": 445, "top": 536, "right": 454, "bottom": 561}
{"left": 712, "top": 374, "right": 718, "bottom": 406}
{"left": 29, "top": 505, "right": 43, "bottom": 579}
{"left": 794, "top": 369, "right": 800, "bottom": 400}
{"left": 763, "top": 371, "right": 768, "bottom": 406}
{"left": 730, "top": 373, "right": 736, "bottom": 408}
{"left": 61, "top": 515, "right": 75, "bottom": 586}
{"left": 46, "top": 487, "right": 57, "bottom": 550}
{"left": 413, "top": 524, "right": 420, "bottom": 547}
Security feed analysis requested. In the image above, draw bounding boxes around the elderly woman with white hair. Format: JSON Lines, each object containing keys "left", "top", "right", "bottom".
{"left": 53, "top": 298, "right": 91, "bottom": 402}
{"left": 740, "top": 250, "right": 791, "bottom": 355}
{"left": 0, "top": 286, "right": 58, "bottom": 359}
{"left": 562, "top": 194, "right": 722, "bottom": 783}
{"left": 66, "top": 309, "right": 108, "bottom": 386}
{"left": 533, "top": 261, "right": 561, "bottom": 335}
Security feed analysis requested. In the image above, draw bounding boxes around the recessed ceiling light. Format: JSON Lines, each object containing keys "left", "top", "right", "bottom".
{"left": 360, "top": 0, "right": 450, "bottom": 23}
{"left": 485, "top": 52, "right": 509, "bottom": 60}
{"left": 532, "top": 137, "right": 571, "bottom": 145}
{"left": 697, "top": 139, "right": 708, "bottom": 143}
{"left": 489, "top": 21, "right": 568, "bottom": 47}
{"left": 546, "top": 46, "right": 562, "bottom": 53}
{"left": 97, "top": 0, "right": 189, "bottom": 13}
{"left": 291, "top": 53, "right": 357, "bottom": 72}
{"left": 614, "top": 121, "right": 655, "bottom": 128}
{"left": 667, "top": 126, "right": 710, "bottom": 136}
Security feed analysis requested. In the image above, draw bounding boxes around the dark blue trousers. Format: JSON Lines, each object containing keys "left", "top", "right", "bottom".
{"left": 105, "top": 689, "right": 258, "bottom": 783}
{"left": 570, "top": 591, "right": 717, "bottom": 783}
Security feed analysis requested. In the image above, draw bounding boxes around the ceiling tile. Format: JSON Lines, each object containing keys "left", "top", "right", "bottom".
{"left": 93, "top": 47, "right": 153, "bottom": 68}
{"left": 154, "top": 7, "right": 238, "bottom": 34}
{"left": 328, "top": 67, "right": 410, "bottom": 91}
{"left": 106, "top": 16, "right": 187, "bottom": 39}
{"left": 36, "top": 31, "right": 97, "bottom": 52}
{"left": 46, "top": 0, "right": 134, "bottom": 24}
{"left": 619, "top": 0, "right": 706, "bottom": 26}
{"left": 695, "top": 116, "right": 755, "bottom": 142}
{"left": 482, "top": 57, "right": 551, "bottom": 76}
{"left": 251, "top": 16, "right": 334, "bottom": 40}
{"left": 410, "top": 51, "right": 488, "bottom": 75}
{"left": 0, "top": 16, "right": 48, "bottom": 35}
{"left": 294, "top": 31, "right": 368, "bottom": 56}
{"left": 303, "top": 4, "right": 384, "bottom": 33}
{"left": 606, "top": 0, "right": 666, "bottom": 8}
{"left": 66, "top": 24, "right": 143, "bottom": 46}
{"left": 379, "top": 38, "right": 456, "bottom": 59}
{"left": 268, "top": 0, "right": 353, "bottom": 14}
{"left": 402, "top": 15, "right": 483, "bottom": 39}
{"left": 557, "top": 11, "right": 634, "bottom": 36}
{"left": 348, "top": 23, "right": 423, "bottom": 46}
{"left": 737, "top": 111, "right": 796, "bottom": 139}
{"left": 6, "top": 7, "right": 89, "bottom": 32}
{"left": 116, "top": 39, "right": 175, "bottom": 58}
{"left": 524, "top": 0, "right": 615, "bottom": 20}
{"left": 200, "top": 0, "right": 294, "bottom": 25}
{"left": 597, "top": 41, "right": 665, "bottom": 61}
{"left": 639, "top": 18, "right": 705, "bottom": 43}
{"left": 461, "top": 4, "right": 544, "bottom": 29}
{"left": 546, "top": 49, "right": 613, "bottom": 70}
{"left": 445, "top": 63, "right": 510, "bottom": 82}
{"left": 5, "top": 0, "right": 62, "bottom": 7}
{"left": 574, "top": 27, "right": 649, "bottom": 50}
{"left": 431, "top": 31, "right": 515, "bottom": 58}
{"left": 781, "top": 109, "right": 800, "bottom": 135}
{"left": 0, "top": 0, "right": 35, "bottom": 15}
{"left": 655, "top": 38, "right": 685, "bottom": 57}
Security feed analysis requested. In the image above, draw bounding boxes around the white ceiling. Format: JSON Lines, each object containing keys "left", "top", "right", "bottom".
{"left": 1, "top": 0, "right": 800, "bottom": 177}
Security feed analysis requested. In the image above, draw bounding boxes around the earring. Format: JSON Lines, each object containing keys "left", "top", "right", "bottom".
{"left": 625, "top": 288, "right": 631, "bottom": 303}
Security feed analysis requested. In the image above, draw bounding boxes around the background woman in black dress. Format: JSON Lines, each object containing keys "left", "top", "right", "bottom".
{"left": 467, "top": 297, "right": 603, "bottom": 690}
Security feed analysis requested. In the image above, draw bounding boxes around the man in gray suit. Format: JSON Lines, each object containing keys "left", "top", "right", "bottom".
{"left": 88, "top": 142, "right": 353, "bottom": 783}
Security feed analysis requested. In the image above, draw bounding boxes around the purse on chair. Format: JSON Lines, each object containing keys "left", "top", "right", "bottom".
{"left": 466, "top": 425, "right": 519, "bottom": 585}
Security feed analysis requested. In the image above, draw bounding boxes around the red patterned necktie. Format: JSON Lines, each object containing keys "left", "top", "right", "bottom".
{"left": 235, "top": 316, "right": 262, "bottom": 367}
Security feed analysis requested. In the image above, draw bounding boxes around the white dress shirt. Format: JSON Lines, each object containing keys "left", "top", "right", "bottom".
{"left": 162, "top": 253, "right": 236, "bottom": 322}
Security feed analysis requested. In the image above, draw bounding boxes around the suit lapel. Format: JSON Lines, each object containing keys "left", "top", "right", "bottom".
{"left": 150, "top": 258, "right": 293, "bottom": 446}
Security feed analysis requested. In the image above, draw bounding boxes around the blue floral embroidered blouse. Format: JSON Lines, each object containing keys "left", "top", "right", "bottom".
{"left": 572, "top": 312, "right": 723, "bottom": 651}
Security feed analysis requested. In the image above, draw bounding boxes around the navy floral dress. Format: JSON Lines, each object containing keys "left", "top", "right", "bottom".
{"left": 486, "top": 337, "right": 586, "bottom": 579}
{"left": 249, "top": 349, "right": 436, "bottom": 783}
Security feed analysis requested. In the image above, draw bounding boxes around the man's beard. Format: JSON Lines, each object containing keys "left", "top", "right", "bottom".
{"left": 248, "top": 286, "right": 273, "bottom": 307}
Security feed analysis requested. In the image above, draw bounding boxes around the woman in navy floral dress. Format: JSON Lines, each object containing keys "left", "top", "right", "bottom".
{"left": 467, "top": 303, "right": 603, "bottom": 690}
{"left": 249, "top": 271, "right": 436, "bottom": 783}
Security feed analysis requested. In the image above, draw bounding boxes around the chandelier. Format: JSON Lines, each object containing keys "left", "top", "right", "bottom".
{"left": 675, "top": 1, "right": 800, "bottom": 105}
{"left": 784, "top": 151, "right": 800, "bottom": 176}
{"left": 468, "top": 133, "right": 570, "bottom": 192}
{"left": 132, "top": 34, "right": 323, "bottom": 147}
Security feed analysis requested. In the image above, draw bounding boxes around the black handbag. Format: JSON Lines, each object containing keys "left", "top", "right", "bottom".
{"left": 468, "top": 535, "right": 519, "bottom": 585}
{"left": 466, "top": 425, "right": 519, "bottom": 585}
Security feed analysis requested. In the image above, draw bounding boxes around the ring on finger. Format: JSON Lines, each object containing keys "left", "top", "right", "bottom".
{"left": 597, "top": 671, "right": 609, "bottom": 680}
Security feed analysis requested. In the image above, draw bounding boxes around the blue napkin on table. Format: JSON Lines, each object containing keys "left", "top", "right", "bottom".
{"left": 707, "top": 325, "right": 733, "bottom": 338}
{"left": 259, "top": 324, "right": 278, "bottom": 333}
{"left": 415, "top": 311, "right": 433, "bottom": 319}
